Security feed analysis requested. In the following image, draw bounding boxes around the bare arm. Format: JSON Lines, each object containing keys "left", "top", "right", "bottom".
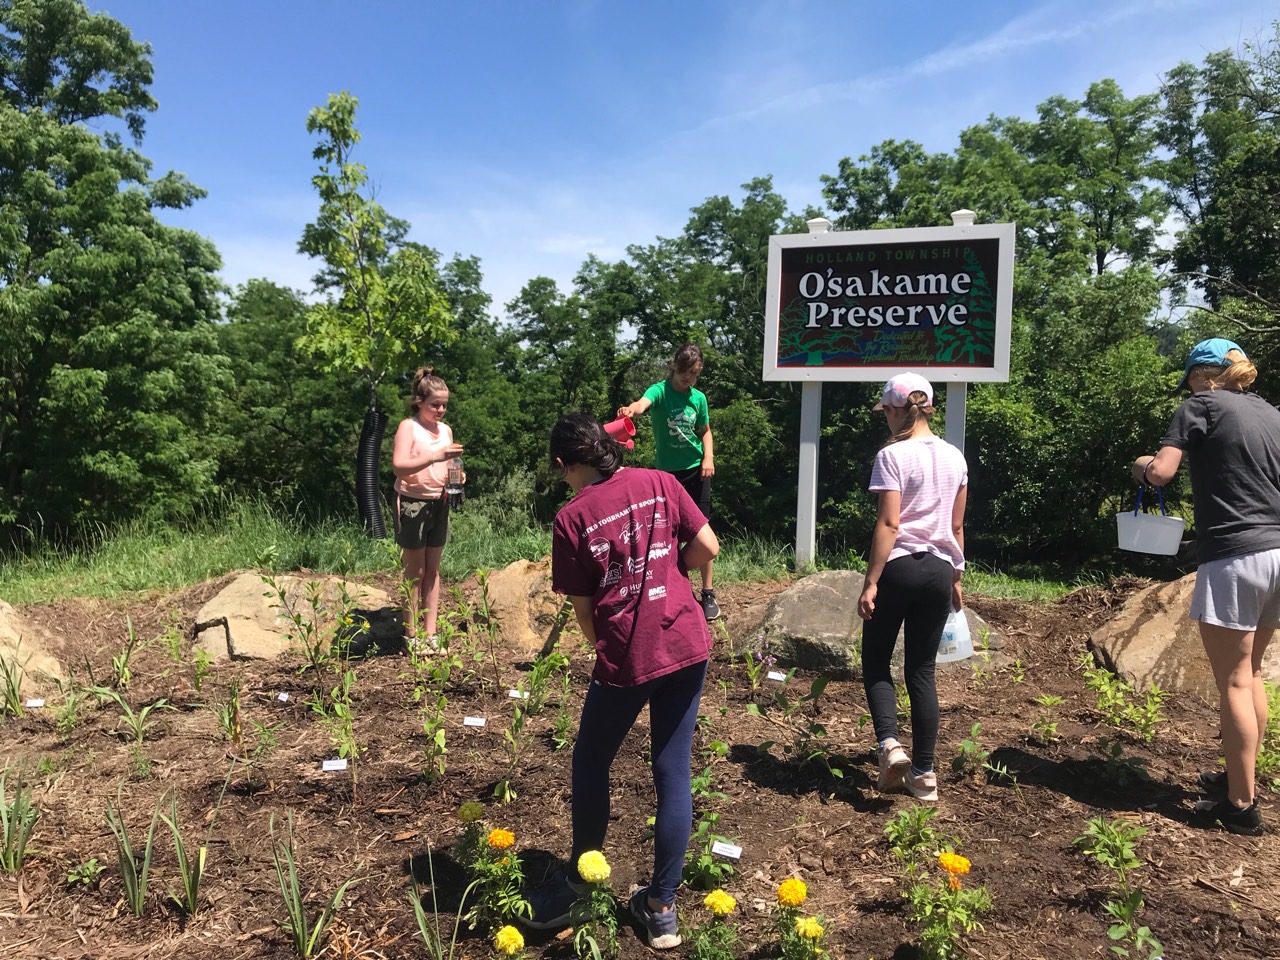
{"left": 681, "top": 522, "right": 720, "bottom": 572}
{"left": 858, "top": 490, "right": 901, "bottom": 620}
{"left": 569, "top": 596, "right": 597, "bottom": 646}
{"left": 617, "top": 397, "right": 653, "bottom": 419}
{"left": 951, "top": 484, "right": 967, "bottom": 610}
{"left": 1131, "top": 446, "right": 1184, "bottom": 487}
{"left": 698, "top": 423, "right": 715, "bottom": 479}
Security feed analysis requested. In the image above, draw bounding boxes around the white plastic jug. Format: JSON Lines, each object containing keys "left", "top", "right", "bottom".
{"left": 1116, "top": 485, "right": 1184, "bottom": 556}
{"left": 936, "top": 609, "right": 973, "bottom": 663}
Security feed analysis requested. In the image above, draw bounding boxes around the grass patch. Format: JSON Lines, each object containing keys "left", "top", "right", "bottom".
{"left": 2, "top": 495, "right": 1081, "bottom": 606}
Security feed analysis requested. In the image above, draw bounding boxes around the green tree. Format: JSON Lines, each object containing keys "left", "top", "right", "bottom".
{"left": 0, "top": 0, "right": 229, "bottom": 537}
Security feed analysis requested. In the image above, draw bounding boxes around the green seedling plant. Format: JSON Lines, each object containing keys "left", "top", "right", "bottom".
{"left": 494, "top": 702, "right": 528, "bottom": 804}
{"left": 1075, "top": 816, "right": 1163, "bottom": 958}
{"left": 683, "top": 811, "right": 736, "bottom": 890}
{"left": 160, "top": 793, "right": 207, "bottom": 916}
{"left": 411, "top": 843, "right": 484, "bottom": 960}
{"left": 1081, "top": 657, "right": 1168, "bottom": 743}
{"left": 90, "top": 687, "right": 171, "bottom": 744}
{"left": 743, "top": 633, "right": 775, "bottom": 690}
{"left": 748, "top": 674, "right": 844, "bottom": 779}
{"left": 263, "top": 574, "right": 343, "bottom": 700}
{"left": 885, "top": 805, "right": 946, "bottom": 880}
{"left": 475, "top": 570, "right": 505, "bottom": 694}
{"left": 0, "top": 767, "right": 39, "bottom": 873}
{"left": 1030, "top": 694, "right": 1064, "bottom": 744}
{"left": 551, "top": 673, "right": 575, "bottom": 751}
{"left": 1254, "top": 680, "right": 1280, "bottom": 789}
{"left": 460, "top": 826, "right": 531, "bottom": 930}
{"left": 212, "top": 681, "right": 244, "bottom": 748}
{"left": 312, "top": 669, "right": 362, "bottom": 800}
{"left": 105, "top": 786, "right": 163, "bottom": 916}
{"left": 524, "top": 651, "right": 569, "bottom": 715}
{"left": 66, "top": 857, "right": 104, "bottom": 889}
{"left": 192, "top": 647, "right": 212, "bottom": 694}
{"left": 906, "top": 852, "right": 992, "bottom": 960}
{"left": 1094, "top": 738, "right": 1151, "bottom": 788}
{"left": 419, "top": 691, "right": 448, "bottom": 781}
{"left": 111, "top": 616, "right": 142, "bottom": 690}
{"left": 156, "top": 612, "right": 185, "bottom": 664}
{"left": 0, "top": 643, "right": 24, "bottom": 718}
{"left": 271, "top": 811, "right": 362, "bottom": 959}
{"left": 686, "top": 889, "right": 738, "bottom": 960}
{"left": 573, "top": 851, "right": 618, "bottom": 960}
{"left": 1010, "top": 658, "right": 1025, "bottom": 683}
{"left": 951, "top": 722, "right": 989, "bottom": 778}
{"left": 239, "top": 718, "right": 284, "bottom": 791}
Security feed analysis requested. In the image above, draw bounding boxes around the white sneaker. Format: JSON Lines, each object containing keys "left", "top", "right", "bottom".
{"left": 904, "top": 768, "right": 938, "bottom": 801}
{"left": 877, "top": 738, "right": 911, "bottom": 791}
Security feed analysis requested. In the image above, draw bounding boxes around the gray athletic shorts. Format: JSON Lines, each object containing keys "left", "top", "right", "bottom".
{"left": 1190, "top": 547, "right": 1280, "bottom": 632}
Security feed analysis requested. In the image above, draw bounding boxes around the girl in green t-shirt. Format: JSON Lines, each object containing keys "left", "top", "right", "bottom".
{"left": 618, "top": 343, "right": 719, "bottom": 620}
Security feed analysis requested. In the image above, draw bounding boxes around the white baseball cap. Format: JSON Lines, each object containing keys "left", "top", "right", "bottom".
{"left": 873, "top": 373, "right": 934, "bottom": 410}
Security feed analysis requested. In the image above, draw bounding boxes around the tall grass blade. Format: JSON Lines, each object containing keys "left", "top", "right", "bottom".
{"left": 0, "top": 641, "right": 25, "bottom": 718}
{"left": 160, "top": 792, "right": 205, "bottom": 915}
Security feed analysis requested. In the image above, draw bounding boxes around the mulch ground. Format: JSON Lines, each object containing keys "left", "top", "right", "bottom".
{"left": 0, "top": 572, "right": 1276, "bottom": 959}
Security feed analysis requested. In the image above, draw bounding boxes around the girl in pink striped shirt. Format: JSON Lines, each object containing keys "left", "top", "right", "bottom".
{"left": 857, "top": 373, "right": 968, "bottom": 802}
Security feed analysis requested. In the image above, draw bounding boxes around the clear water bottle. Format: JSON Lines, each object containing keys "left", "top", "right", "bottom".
{"left": 446, "top": 457, "right": 464, "bottom": 510}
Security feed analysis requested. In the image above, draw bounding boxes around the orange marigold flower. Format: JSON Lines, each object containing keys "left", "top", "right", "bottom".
{"left": 938, "top": 852, "right": 970, "bottom": 876}
{"left": 487, "top": 828, "right": 516, "bottom": 850}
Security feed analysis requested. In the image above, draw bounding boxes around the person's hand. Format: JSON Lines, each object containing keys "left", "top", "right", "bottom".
{"left": 616, "top": 405, "right": 635, "bottom": 420}
{"left": 701, "top": 459, "right": 715, "bottom": 479}
{"left": 952, "top": 581, "right": 964, "bottom": 612}
{"left": 1131, "top": 456, "right": 1154, "bottom": 487}
{"left": 440, "top": 443, "right": 464, "bottom": 462}
{"left": 858, "top": 582, "right": 877, "bottom": 620}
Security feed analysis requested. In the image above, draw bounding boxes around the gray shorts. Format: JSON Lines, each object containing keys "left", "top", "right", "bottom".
{"left": 1190, "top": 547, "right": 1280, "bottom": 632}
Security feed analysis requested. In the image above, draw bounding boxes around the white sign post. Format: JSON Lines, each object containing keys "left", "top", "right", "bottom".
{"left": 764, "top": 211, "right": 1014, "bottom": 569}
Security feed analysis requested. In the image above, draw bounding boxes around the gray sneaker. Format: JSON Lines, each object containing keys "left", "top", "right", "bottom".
{"left": 700, "top": 590, "right": 721, "bottom": 622}
{"left": 628, "top": 887, "right": 682, "bottom": 949}
{"left": 523, "top": 873, "right": 589, "bottom": 930}
{"left": 904, "top": 767, "right": 939, "bottom": 801}
{"left": 877, "top": 738, "right": 911, "bottom": 792}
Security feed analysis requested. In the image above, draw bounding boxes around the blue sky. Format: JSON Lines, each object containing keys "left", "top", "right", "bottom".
{"left": 91, "top": 0, "right": 1276, "bottom": 318}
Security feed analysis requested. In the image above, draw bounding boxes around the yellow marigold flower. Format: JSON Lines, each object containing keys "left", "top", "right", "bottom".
{"left": 703, "top": 889, "right": 736, "bottom": 916}
{"left": 577, "top": 850, "right": 611, "bottom": 884}
{"left": 776, "top": 877, "right": 808, "bottom": 907}
{"left": 938, "top": 852, "right": 970, "bottom": 876}
{"left": 493, "top": 924, "right": 524, "bottom": 955}
{"left": 487, "top": 828, "right": 516, "bottom": 850}
{"left": 795, "top": 916, "right": 824, "bottom": 940}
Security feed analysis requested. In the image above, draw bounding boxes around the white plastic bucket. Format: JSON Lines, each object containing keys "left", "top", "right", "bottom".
{"left": 936, "top": 609, "right": 973, "bottom": 663}
{"left": 1116, "top": 510, "right": 1184, "bottom": 555}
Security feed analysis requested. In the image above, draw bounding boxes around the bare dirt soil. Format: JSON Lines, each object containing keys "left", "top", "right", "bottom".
{"left": 0, "top": 573, "right": 1275, "bottom": 959}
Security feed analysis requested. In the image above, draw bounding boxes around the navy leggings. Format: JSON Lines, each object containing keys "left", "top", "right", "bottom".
{"left": 861, "top": 552, "right": 953, "bottom": 772}
{"left": 570, "top": 660, "right": 707, "bottom": 904}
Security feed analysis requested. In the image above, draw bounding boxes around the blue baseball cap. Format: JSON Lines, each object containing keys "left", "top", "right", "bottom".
{"left": 1177, "top": 337, "right": 1246, "bottom": 391}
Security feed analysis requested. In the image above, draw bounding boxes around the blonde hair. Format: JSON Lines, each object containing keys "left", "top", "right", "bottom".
{"left": 886, "top": 391, "right": 936, "bottom": 444}
{"left": 409, "top": 367, "right": 449, "bottom": 413}
{"left": 1191, "top": 349, "right": 1257, "bottom": 392}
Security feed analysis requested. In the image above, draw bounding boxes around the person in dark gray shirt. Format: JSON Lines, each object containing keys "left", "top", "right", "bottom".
{"left": 1133, "top": 338, "right": 1277, "bottom": 835}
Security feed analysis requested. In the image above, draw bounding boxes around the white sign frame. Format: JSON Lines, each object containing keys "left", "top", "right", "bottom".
{"left": 763, "top": 222, "right": 1015, "bottom": 383}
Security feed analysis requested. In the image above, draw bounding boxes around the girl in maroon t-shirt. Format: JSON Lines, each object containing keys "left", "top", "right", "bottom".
{"left": 523, "top": 414, "right": 718, "bottom": 949}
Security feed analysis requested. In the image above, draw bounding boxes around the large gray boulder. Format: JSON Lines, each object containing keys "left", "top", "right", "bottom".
{"left": 1090, "top": 573, "right": 1280, "bottom": 699}
{"left": 0, "top": 600, "right": 65, "bottom": 694}
{"left": 194, "top": 573, "right": 394, "bottom": 662}
{"left": 758, "top": 570, "right": 1002, "bottom": 677}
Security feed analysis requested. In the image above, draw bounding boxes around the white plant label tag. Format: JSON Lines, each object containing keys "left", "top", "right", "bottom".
{"left": 277, "top": 692, "right": 290, "bottom": 703}
{"left": 24, "top": 698, "right": 45, "bottom": 708}
{"left": 463, "top": 716, "right": 487, "bottom": 727}
{"left": 767, "top": 670, "right": 787, "bottom": 682}
{"left": 321, "top": 758, "right": 348, "bottom": 772}
{"left": 507, "top": 689, "right": 529, "bottom": 700}
{"left": 710, "top": 840, "right": 742, "bottom": 859}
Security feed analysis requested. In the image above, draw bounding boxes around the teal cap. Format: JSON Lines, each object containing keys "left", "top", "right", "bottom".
{"left": 1177, "top": 338, "right": 1245, "bottom": 390}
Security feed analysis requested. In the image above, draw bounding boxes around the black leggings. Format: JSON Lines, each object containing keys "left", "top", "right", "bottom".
{"left": 861, "top": 552, "right": 954, "bottom": 772}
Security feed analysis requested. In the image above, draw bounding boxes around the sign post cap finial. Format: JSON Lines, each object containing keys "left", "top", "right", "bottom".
{"left": 950, "top": 209, "right": 976, "bottom": 227}
{"left": 806, "top": 217, "right": 832, "bottom": 235}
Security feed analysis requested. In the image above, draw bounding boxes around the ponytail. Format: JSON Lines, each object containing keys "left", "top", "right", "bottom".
{"left": 885, "top": 392, "right": 936, "bottom": 445}
{"left": 1194, "top": 350, "right": 1258, "bottom": 392}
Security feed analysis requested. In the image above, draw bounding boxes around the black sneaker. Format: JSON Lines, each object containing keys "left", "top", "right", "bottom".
{"left": 523, "top": 873, "right": 589, "bottom": 930}
{"left": 1197, "top": 769, "right": 1228, "bottom": 796}
{"left": 1194, "top": 798, "right": 1264, "bottom": 836}
{"left": 700, "top": 590, "right": 721, "bottom": 622}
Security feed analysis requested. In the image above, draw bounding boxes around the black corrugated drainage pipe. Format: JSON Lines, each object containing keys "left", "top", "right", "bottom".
{"left": 357, "top": 408, "right": 388, "bottom": 538}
